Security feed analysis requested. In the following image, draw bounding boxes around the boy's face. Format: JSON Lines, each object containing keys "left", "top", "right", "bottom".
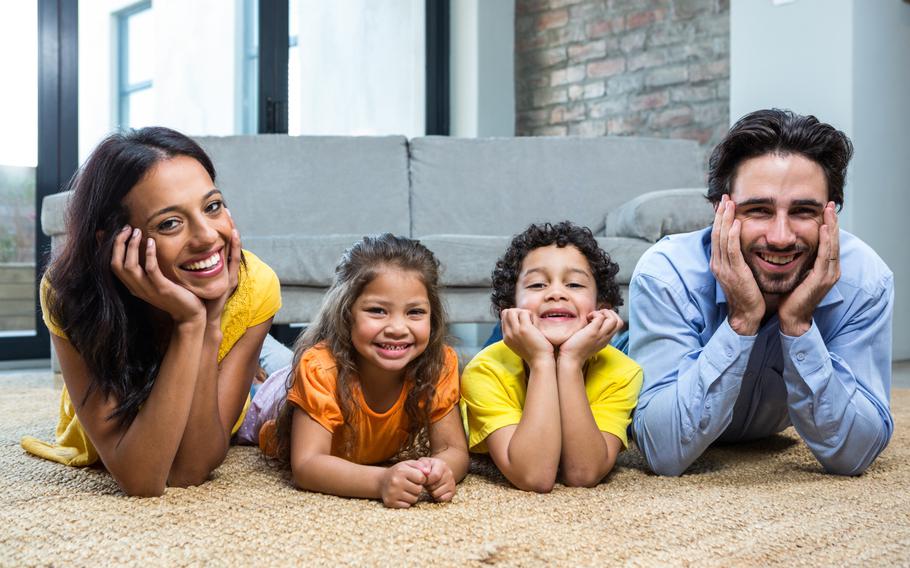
{"left": 513, "top": 244, "right": 599, "bottom": 346}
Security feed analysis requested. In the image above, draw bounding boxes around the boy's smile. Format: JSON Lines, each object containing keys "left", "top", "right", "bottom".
{"left": 514, "top": 244, "right": 598, "bottom": 346}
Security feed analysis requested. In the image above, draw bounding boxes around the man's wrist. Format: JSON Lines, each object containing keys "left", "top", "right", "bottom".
{"left": 779, "top": 316, "right": 812, "bottom": 337}
{"left": 728, "top": 314, "right": 760, "bottom": 336}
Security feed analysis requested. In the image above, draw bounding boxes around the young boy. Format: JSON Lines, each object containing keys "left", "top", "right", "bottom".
{"left": 460, "top": 221, "right": 642, "bottom": 492}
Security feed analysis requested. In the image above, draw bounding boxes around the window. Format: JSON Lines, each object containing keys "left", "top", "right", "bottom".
{"left": 116, "top": 2, "right": 153, "bottom": 129}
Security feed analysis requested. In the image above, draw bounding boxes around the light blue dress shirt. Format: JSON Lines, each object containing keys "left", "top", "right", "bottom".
{"left": 629, "top": 227, "right": 893, "bottom": 476}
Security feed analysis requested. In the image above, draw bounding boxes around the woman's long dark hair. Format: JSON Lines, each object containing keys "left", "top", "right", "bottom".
{"left": 46, "top": 127, "right": 217, "bottom": 428}
{"left": 270, "top": 234, "right": 449, "bottom": 465}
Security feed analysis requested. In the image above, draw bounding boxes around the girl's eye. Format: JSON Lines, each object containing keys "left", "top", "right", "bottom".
{"left": 366, "top": 307, "right": 385, "bottom": 315}
{"left": 568, "top": 282, "right": 584, "bottom": 288}
{"left": 205, "top": 200, "right": 223, "bottom": 214}
{"left": 527, "top": 282, "right": 545, "bottom": 289}
{"left": 408, "top": 308, "right": 428, "bottom": 317}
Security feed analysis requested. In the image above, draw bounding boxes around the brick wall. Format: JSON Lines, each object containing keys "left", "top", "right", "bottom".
{"left": 515, "top": 0, "right": 729, "bottom": 165}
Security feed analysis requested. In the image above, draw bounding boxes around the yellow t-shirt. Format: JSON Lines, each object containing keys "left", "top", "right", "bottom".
{"left": 460, "top": 340, "right": 643, "bottom": 453}
{"left": 21, "top": 249, "right": 281, "bottom": 466}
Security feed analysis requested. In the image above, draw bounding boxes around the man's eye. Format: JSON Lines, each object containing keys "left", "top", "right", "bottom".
{"left": 744, "top": 208, "right": 772, "bottom": 217}
{"left": 792, "top": 208, "right": 819, "bottom": 217}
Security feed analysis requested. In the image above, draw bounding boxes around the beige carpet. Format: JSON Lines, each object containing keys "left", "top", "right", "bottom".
{"left": 1, "top": 370, "right": 908, "bottom": 567}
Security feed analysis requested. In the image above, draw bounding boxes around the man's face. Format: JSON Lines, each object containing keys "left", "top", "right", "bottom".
{"left": 729, "top": 152, "right": 829, "bottom": 297}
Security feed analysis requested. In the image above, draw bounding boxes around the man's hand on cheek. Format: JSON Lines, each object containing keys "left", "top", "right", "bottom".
{"left": 710, "top": 195, "right": 765, "bottom": 336}
{"left": 501, "top": 308, "right": 555, "bottom": 365}
{"left": 778, "top": 202, "right": 841, "bottom": 337}
{"left": 558, "top": 309, "right": 624, "bottom": 366}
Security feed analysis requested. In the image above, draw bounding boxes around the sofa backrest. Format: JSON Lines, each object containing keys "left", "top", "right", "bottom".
{"left": 195, "top": 135, "right": 411, "bottom": 237}
{"left": 408, "top": 136, "right": 704, "bottom": 237}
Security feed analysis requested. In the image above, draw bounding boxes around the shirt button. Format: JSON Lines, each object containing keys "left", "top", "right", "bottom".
{"left": 796, "top": 352, "right": 806, "bottom": 361}
{"left": 725, "top": 348, "right": 734, "bottom": 358}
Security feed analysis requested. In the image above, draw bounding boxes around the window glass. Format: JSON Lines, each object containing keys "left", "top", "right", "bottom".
{"left": 0, "top": 1, "right": 38, "bottom": 335}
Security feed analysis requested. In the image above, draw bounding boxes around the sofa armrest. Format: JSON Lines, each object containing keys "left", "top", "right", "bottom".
{"left": 41, "top": 190, "right": 73, "bottom": 237}
{"left": 604, "top": 188, "right": 713, "bottom": 243}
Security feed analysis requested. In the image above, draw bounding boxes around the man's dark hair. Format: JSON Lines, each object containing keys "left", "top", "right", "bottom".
{"left": 707, "top": 109, "right": 854, "bottom": 209}
{"left": 490, "top": 221, "right": 621, "bottom": 316}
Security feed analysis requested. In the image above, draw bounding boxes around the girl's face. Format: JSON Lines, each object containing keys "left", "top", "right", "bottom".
{"left": 121, "top": 155, "right": 233, "bottom": 300}
{"left": 350, "top": 268, "right": 432, "bottom": 382}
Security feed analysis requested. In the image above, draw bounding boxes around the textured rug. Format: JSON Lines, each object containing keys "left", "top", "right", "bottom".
{"left": 1, "top": 370, "right": 908, "bottom": 567}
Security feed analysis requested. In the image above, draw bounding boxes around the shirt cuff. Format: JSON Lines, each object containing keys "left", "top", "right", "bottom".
{"left": 703, "top": 318, "right": 758, "bottom": 378}
{"left": 780, "top": 320, "right": 833, "bottom": 384}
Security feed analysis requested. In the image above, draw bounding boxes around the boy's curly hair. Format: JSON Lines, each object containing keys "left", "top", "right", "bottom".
{"left": 490, "top": 221, "right": 622, "bottom": 316}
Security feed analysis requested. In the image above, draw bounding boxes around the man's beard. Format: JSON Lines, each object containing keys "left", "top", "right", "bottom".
{"left": 745, "top": 247, "right": 815, "bottom": 296}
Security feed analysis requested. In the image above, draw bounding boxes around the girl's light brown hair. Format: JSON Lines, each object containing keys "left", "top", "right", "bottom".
{"left": 270, "top": 233, "right": 449, "bottom": 464}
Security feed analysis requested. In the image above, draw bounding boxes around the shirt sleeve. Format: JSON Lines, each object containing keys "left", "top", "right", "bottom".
{"left": 588, "top": 358, "right": 643, "bottom": 449}
{"left": 629, "top": 272, "right": 757, "bottom": 476}
{"left": 245, "top": 251, "right": 282, "bottom": 327}
{"left": 429, "top": 346, "right": 460, "bottom": 423}
{"left": 778, "top": 275, "right": 894, "bottom": 475}
{"left": 39, "top": 273, "right": 66, "bottom": 339}
{"left": 460, "top": 355, "right": 524, "bottom": 452}
{"left": 286, "top": 350, "right": 343, "bottom": 434}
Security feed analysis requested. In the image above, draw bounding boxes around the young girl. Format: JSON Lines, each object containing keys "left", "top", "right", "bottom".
{"left": 20, "top": 127, "right": 281, "bottom": 497}
{"left": 245, "top": 234, "right": 469, "bottom": 508}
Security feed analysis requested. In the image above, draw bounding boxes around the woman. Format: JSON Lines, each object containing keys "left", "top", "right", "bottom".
{"left": 21, "top": 127, "right": 281, "bottom": 496}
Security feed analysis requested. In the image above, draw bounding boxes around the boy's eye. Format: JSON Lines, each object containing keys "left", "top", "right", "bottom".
{"left": 567, "top": 282, "right": 584, "bottom": 288}
{"left": 526, "top": 282, "right": 545, "bottom": 289}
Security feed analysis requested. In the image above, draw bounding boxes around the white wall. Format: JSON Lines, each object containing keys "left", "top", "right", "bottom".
{"left": 731, "top": 0, "right": 910, "bottom": 359}
{"left": 450, "top": 0, "right": 515, "bottom": 137}
{"left": 292, "top": 0, "right": 425, "bottom": 137}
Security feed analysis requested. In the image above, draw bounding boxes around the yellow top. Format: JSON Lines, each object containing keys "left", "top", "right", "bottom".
{"left": 460, "top": 340, "right": 643, "bottom": 453}
{"left": 21, "top": 250, "right": 281, "bottom": 466}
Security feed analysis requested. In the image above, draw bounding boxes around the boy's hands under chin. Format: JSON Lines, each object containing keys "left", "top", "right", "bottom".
{"left": 501, "top": 308, "right": 554, "bottom": 365}
{"left": 558, "top": 309, "right": 624, "bottom": 366}
{"left": 416, "top": 456, "right": 456, "bottom": 502}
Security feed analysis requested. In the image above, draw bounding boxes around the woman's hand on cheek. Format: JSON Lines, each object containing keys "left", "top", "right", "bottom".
{"left": 110, "top": 226, "right": 204, "bottom": 324}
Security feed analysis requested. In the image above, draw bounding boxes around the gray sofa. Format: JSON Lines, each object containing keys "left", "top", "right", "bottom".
{"left": 41, "top": 135, "right": 714, "bottom": 326}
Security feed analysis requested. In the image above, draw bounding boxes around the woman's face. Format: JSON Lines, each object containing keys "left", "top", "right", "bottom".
{"left": 121, "top": 155, "right": 233, "bottom": 301}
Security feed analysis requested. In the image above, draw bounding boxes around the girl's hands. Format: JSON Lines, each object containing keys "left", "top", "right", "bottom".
{"left": 416, "top": 456, "right": 456, "bottom": 502}
{"left": 379, "top": 460, "right": 427, "bottom": 508}
{"left": 501, "top": 308, "right": 554, "bottom": 365}
{"left": 558, "top": 309, "right": 624, "bottom": 366}
{"left": 111, "top": 226, "right": 204, "bottom": 324}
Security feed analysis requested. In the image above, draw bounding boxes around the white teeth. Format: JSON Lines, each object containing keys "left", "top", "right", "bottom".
{"left": 182, "top": 252, "right": 220, "bottom": 271}
{"left": 379, "top": 344, "right": 408, "bottom": 351}
{"left": 759, "top": 253, "right": 795, "bottom": 265}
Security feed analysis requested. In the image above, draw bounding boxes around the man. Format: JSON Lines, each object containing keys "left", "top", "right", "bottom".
{"left": 629, "top": 109, "right": 894, "bottom": 476}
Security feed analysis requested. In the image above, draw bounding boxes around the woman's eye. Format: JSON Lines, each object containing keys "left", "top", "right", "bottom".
{"left": 157, "top": 218, "right": 180, "bottom": 232}
{"left": 205, "top": 200, "right": 223, "bottom": 214}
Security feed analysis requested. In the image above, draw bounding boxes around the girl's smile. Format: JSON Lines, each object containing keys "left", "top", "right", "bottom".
{"left": 351, "top": 268, "right": 431, "bottom": 382}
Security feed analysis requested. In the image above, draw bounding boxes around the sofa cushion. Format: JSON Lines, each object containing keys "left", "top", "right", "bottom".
{"left": 196, "top": 135, "right": 411, "bottom": 237}
{"left": 243, "top": 235, "right": 364, "bottom": 287}
{"left": 420, "top": 234, "right": 651, "bottom": 287}
{"left": 409, "top": 136, "right": 703, "bottom": 238}
{"left": 605, "top": 188, "right": 714, "bottom": 243}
